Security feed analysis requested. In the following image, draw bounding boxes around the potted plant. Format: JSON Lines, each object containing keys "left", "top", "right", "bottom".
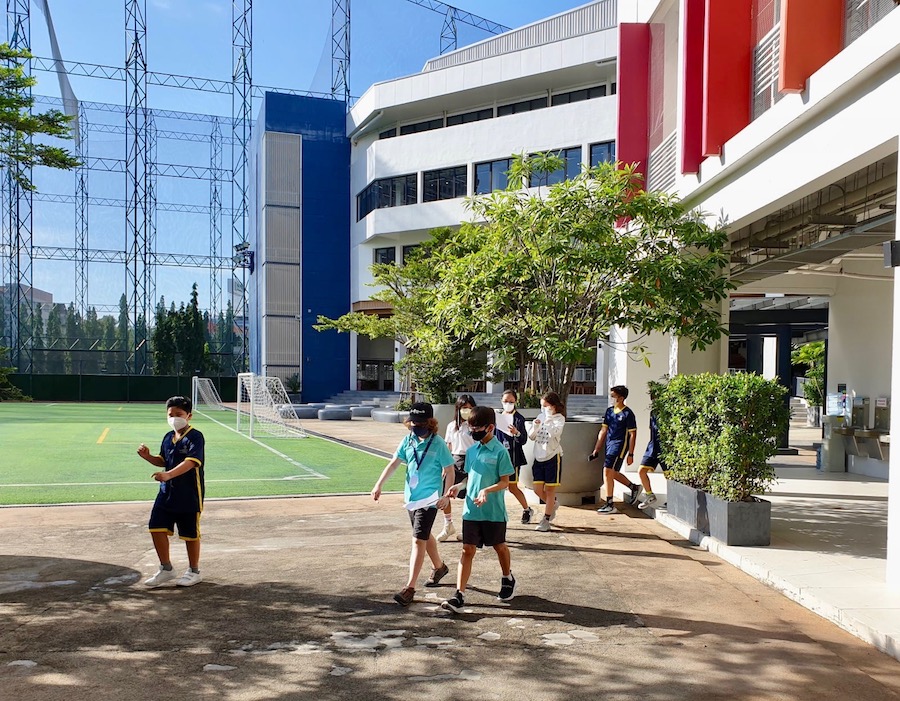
{"left": 651, "top": 372, "right": 789, "bottom": 546}
{"left": 285, "top": 373, "right": 302, "bottom": 403}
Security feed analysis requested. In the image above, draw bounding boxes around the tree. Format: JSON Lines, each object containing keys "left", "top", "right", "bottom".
{"left": 430, "top": 156, "right": 733, "bottom": 405}
{"left": 0, "top": 347, "right": 29, "bottom": 400}
{"left": 45, "top": 303, "right": 65, "bottom": 373}
{"left": 81, "top": 306, "right": 101, "bottom": 373}
{"left": 151, "top": 296, "right": 176, "bottom": 375}
{"left": 791, "top": 341, "right": 825, "bottom": 409}
{"left": 177, "top": 283, "right": 206, "bottom": 376}
{"left": 316, "top": 238, "right": 490, "bottom": 403}
{"left": 0, "top": 44, "right": 79, "bottom": 191}
{"left": 100, "top": 315, "right": 117, "bottom": 372}
{"left": 32, "top": 301, "right": 45, "bottom": 373}
{"left": 117, "top": 294, "right": 130, "bottom": 357}
{"left": 65, "top": 302, "right": 80, "bottom": 373}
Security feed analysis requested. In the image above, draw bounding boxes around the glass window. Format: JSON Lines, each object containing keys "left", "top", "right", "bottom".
{"left": 551, "top": 85, "right": 608, "bottom": 106}
{"left": 374, "top": 247, "right": 396, "bottom": 265}
{"left": 399, "top": 117, "right": 444, "bottom": 136}
{"left": 446, "top": 107, "right": 494, "bottom": 127}
{"left": 402, "top": 245, "right": 420, "bottom": 263}
{"left": 590, "top": 141, "right": 616, "bottom": 166}
{"left": 378, "top": 127, "right": 396, "bottom": 139}
{"left": 497, "top": 96, "right": 548, "bottom": 117}
{"left": 529, "top": 147, "right": 582, "bottom": 187}
{"left": 423, "top": 165, "right": 467, "bottom": 202}
{"left": 474, "top": 158, "right": 512, "bottom": 194}
{"left": 356, "top": 173, "right": 418, "bottom": 221}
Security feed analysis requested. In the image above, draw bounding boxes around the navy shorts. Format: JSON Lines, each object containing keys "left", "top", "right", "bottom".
{"left": 148, "top": 501, "right": 201, "bottom": 541}
{"left": 407, "top": 506, "right": 439, "bottom": 541}
{"left": 532, "top": 455, "right": 562, "bottom": 486}
{"left": 641, "top": 453, "right": 669, "bottom": 472}
{"left": 604, "top": 453, "right": 627, "bottom": 471}
{"left": 462, "top": 519, "right": 507, "bottom": 548}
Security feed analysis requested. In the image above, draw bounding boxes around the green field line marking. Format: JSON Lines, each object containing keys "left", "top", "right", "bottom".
{"left": 196, "top": 410, "right": 328, "bottom": 480}
{"left": 96, "top": 427, "right": 110, "bottom": 444}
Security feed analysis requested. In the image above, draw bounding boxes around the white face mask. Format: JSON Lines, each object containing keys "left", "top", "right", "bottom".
{"left": 168, "top": 416, "right": 188, "bottom": 431}
{"left": 459, "top": 408, "right": 473, "bottom": 420}
{"left": 542, "top": 405, "right": 554, "bottom": 415}
{"left": 502, "top": 402, "right": 515, "bottom": 413}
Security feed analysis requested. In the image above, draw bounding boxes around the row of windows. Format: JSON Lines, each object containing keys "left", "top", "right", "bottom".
{"left": 374, "top": 245, "right": 419, "bottom": 265}
{"left": 358, "top": 141, "right": 615, "bottom": 220}
{"left": 378, "top": 83, "right": 617, "bottom": 140}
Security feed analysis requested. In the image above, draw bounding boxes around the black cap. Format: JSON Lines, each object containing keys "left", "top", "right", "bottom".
{"left": 407, "top": 402, "right": 433, "bottom": 423}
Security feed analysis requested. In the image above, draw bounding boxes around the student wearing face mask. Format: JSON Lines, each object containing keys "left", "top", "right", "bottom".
{"left": 493, "top": 389, "right": 533, "bottom": 524}
{"left": 371, "top": 402, "right": 455, "bottom": 607}
{"left": 440, "top": 394, "right": 478, "bottom": 542}
{"left": 528, "top": 391, "right": 566, "bottom": 532}
{"left": 137, "top": 396, "right": 206, "bottom": 588}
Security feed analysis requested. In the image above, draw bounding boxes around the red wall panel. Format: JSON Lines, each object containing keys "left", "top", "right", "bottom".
{"left": 681, "top": 0, "right": 706, "bottom": 174}
{"left": 702, "top": 0, "right": 754, "bottom": 157}
{"left": 779, "top": 0, "right": 844, "bottom": 93}
{"left": 616, "top": 23, "right": 651, "bottom": 182}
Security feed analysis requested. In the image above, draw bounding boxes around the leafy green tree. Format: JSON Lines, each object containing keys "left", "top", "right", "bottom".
{"left": 791, "top": 341, "right": 825, "bottom": 409}
{"left": 117, "top": 294, "right": 130, "bottom": 357}
{"left": 151, "top": 296, "right": 177, "bottom": 375}
{"left": 430, "top": 156, "right": 733, "bottom": 405}
{"left": 177, "top": 284, "right": 206, "bottom": 376}
{"left": 0, "top": 44, "right": 79, "bottom": 190}
{"left": 32, "top": 301, "right": 45, "bottom": 373}
{"left": 45, "top": 304, "right": 65, "bottom": 373}
{"left": 81, "top": 306, "right": 101, "bottom": 373}
{"left": 0, "top": 347, "right": 29, "bottom": 400}
{"left": 0, "top": 294, "right": 8, "bottom": 348}
{"left": 100, "top": 315, "right": 117, "bottom": 372}
{"left": 65, "top": 302, "right": 80, "bottom": 373}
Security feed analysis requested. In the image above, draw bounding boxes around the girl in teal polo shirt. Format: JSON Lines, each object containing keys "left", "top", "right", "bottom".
{"left": 371, "top": 402, "right": 455, "bottom": 607}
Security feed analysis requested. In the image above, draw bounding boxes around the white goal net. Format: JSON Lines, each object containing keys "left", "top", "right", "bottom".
{"left": 236, "top": 372, "right": 307, "bottom": 439}
{"left": 192, "top": 376, "right": 226, "bottom": 413}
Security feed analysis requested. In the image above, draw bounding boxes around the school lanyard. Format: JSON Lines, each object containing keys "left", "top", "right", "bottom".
{"left": 411, "top": 435, "right": 435, "bottom": 471}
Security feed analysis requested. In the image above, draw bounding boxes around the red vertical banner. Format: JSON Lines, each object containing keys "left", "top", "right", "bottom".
{"left": 681, "top": 0, "right": 706, "bottom": 174}
{"left": 779, "top": 0, "right": 844, "bottom": 93}
{"left": 617, "top": 23, "right": 651, "bottom": 183}
{"left": 702, "top": 0, "right": 754, "bottom": 157}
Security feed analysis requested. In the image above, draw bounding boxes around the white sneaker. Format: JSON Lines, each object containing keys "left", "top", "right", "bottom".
{"left": 144, "top": 566, "right": 177, "bottom": 588}
{"left": 638, "top": 494, "right": 658, "bottom": 511}
{"left": 436, "top": 522, "right": 456, "bottom": 542}
{"left": 535, "top": 519, "right": 551, "bottom": 532}
{"left": 549, "top": 497, "right": 559, "bottom": 522}
{"left": 175, "top": 569, "right": 203, "bottom": 587}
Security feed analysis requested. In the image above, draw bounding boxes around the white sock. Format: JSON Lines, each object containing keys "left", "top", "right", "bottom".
{"left": 444, "top": 515, "right": 453, "bottom": 524}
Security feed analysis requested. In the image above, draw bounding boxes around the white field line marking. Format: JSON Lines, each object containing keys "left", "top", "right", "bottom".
{"left": 196, "top": 410, "right": 328, "bottom": 480}
{"left": 1, "top": 476, "right": 323, "bottom": 488}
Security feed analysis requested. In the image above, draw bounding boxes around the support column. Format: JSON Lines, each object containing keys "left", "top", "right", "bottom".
{"left": 607, "top": 327, "right": 670, "bottom": 430}
{"left": 886, "top": 135, "right": 900, "bottom": 588}
{"left": 776, "top": 326, "right": 794, "bottom": 450}
{"left": 746, "top": 335, "right": 764, "bottom": 374}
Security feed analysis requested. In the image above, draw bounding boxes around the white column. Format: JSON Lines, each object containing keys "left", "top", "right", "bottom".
{"left": 762, "top": 336, "right": 777, "bottom": 380}
{"left": 607, "top": 326, "right": 670, "bottom": 429}
{"left": 886, "top": 135, "right": 900, "bottom": 587}
{"left": 393, "top": 342, "right": 406, "bottom": 393}
{"left": 596, "top": 338, "right": 607, "bottom": 397}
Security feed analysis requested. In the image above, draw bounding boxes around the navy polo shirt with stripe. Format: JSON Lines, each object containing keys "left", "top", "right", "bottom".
{"left": 156, "top": 427, "right": 205, "bottom": 513}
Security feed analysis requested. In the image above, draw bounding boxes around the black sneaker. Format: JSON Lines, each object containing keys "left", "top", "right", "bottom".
{"left": 625, "top": 483, "right": 643, "bottom": 505}
{"left": 424, "top": 562, "right": 449, "bottom": 587}
{"left": 521, "top": 507, "right": 533, "bottom": 524}
{"left": 497, "top": 574, "right": 517, "bottom": 602}
{"left": 393, "top": 587, "right": 415, "bottom": 606}
{"left": 441, "top": 590, "right": 465, "bottom": 613}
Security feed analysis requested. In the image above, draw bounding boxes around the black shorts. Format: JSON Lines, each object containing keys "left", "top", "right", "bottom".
{"left": 462, "top": 520, "right": 507, "bottom": 549}
{"left": 453, "top": 455, "right": 467, "bottom": 498}
{"left": 532, "top": 455, "right": 562, "bottom": 486}
{"left": 509, "top": 462, "right": 521, "bottom": 484}
{"left": 148, "top": 501, "right": 201, "bottom": 541}
{"left": 407, "top": 507, "right": 439, "bottom": 541}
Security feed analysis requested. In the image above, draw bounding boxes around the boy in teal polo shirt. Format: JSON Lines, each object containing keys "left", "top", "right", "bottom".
{"left": 372, "top": 402, "right": 455, "bottom": 607}
{"left": 441, "top": 405, "right": 516, "bottom": 613}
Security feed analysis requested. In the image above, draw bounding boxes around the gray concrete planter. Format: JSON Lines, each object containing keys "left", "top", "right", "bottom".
{"left": 518, "top": 419, "right": 604, "bottom": 505}
{"left": 318, "top": 408, "right": 353, "bottom": 421}
{"left": 372, "top": 409, "right": 403, "bottom": 423}
{"left": 667, "top": 480, "right": 771, "bottom": 546}
{"left": 350, "top": 406, "right": 374, "bottom": 417}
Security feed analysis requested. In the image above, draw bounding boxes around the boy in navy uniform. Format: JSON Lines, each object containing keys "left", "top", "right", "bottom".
{"left": 441, "top": 406, "right": 516, "bottom": 613}
{"left": 638, "top": 410, "right": 669, "bottom": 509}
{"left": 137, "top": 396, "right": 206, "bottom": 587}
{"left": 590, "top": 385, "right": 641, "bottom": 514}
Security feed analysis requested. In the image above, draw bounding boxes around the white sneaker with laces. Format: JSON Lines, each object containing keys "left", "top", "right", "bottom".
{"left": 175, "top": 569, "right": 203, "bottom": 587}
{"left": 437, "top": 522, "right": 456, "bottom": 542}
{"left": 535, "top": 519, "right": 551, "bottom": 532}
{"left": 638, "top": 493, "right": 658, "bottom": 510}
{"left": 144, "top": 566, "right": 177, "bottom": 588}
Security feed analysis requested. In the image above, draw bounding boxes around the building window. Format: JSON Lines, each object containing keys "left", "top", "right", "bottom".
{"left": 357, "top": 174, "right": 418, "bottom": 221}
{"left": 378, "top": 127, "right": 397, "bottom": 139}
{"left": 474, "top": 158, "right": 513, "bottom": 194}
{"left": 550, "top": 85, "right": 607, "bottom": 106}
{"left": 496, "top": 96, "right": 548, "bottom": 117}
{"left": 399, "top": 117, "right": 444, "bottom": 136}
{"left": 423, "top": 165, "right": 467, "bottom": 202}
{"left": 611, "top": 82, "right": 617, "bottom": 95}
{"left": 446, "top": 107, "right": 494, "bottom": 127}
{"left": 529, "top": 147, "right": 582, "bottom": 187}
{"left": 590, "top": 141, "right": 616, "bottom": 166}
{"left": 402, "top": 245, "right": 420, "bottom": 263}
{"left": 374, "top": 247, "right": 396, "bottom": 265}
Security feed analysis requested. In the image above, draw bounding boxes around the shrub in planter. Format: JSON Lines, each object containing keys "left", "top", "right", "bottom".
{"left": 650, "top": 373, "right": 789, "bottom": 502}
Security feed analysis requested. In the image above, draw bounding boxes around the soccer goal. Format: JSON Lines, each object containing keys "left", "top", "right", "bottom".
{"left": 192, "top": 376, "right": 227, "bottom": 413}
{"left": 236, "top": 372, "right": 307, "bottom": 439}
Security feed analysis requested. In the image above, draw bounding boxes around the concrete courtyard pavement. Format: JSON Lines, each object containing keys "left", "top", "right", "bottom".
{"left": 5, "top": 492, "right": 900, "bottom": 700}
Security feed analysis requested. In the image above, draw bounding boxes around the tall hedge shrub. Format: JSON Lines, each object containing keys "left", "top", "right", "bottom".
{"left": 650, "top": 373, "right": 789, "bottom": 502}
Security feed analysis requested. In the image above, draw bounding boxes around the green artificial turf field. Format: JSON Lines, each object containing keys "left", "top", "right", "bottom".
{"left": 0, "top": 403, "right": 399, "bottom": 505}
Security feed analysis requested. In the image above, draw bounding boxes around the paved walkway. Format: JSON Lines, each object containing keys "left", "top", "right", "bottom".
{"left": 3, "top": 419, "right": 900, "bottom": 699}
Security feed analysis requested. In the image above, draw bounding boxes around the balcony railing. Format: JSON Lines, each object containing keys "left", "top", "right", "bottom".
{"left": 646, "top": 131, "right": 677, "bottom": 192}
{"left": 751, "top": 23, "right": 784, "bottom": 120}
{"left": 845, "top": 0, "right": 898, "bottom": 46}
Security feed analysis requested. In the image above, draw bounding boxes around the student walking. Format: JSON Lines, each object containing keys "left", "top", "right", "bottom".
{"left": 638, "top": 410, "right": 669, "bottom": 509}
{"left": 493, "top": 390, "right": 533, "bottom": 524}
{"left": 440, "top": 394, "right": 477, "bottom": 541}
{"left": 590, "top": 385, "right": 641, "bottom": 514}
{"left": 137, "top": 395, "right": 206, "bottom": 588}
{"left": 441, "top": 405, "right": 516, "bottom": 613}
{"left": 371, "top": 402, "right": 455, "bottom": 606}
{"left": 528, "top": 391, "right": 566, "bottom": 532}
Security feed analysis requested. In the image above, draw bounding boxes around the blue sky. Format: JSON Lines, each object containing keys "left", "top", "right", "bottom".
{"left": 19, "top": 0, "right": 589, "bottom": 312}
